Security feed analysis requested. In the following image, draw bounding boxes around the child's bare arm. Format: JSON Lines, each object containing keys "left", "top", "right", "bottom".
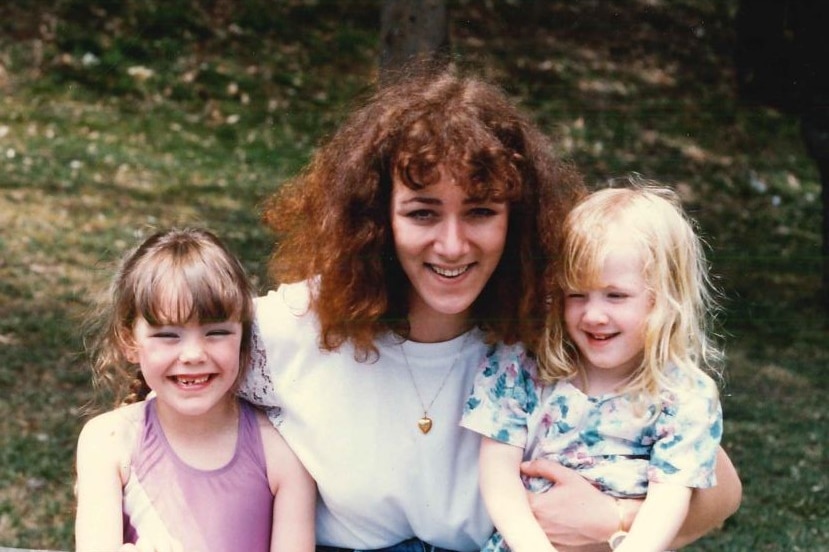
{"left": 259, "top": 414, "right": 316, "bottom": 552}
{"left": 75, "top": 411, "right": 130, "bottom": 551}
{"left": 480, "top": 437, "right": 557, "bottom": 552}
{"left": 614, "top": 482, "right": 691, "bottom": 552}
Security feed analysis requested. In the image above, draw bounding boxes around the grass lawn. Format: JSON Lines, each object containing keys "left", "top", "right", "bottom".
{"left": 1, "top": 1, "right": 827, "bottom": 550}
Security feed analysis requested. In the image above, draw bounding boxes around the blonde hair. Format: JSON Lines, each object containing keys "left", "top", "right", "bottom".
{"left": 539, "top": 182, "right": 723, "bottom": 399}
{"left": 85, "top": 228, "right": 255, "bottom": 407}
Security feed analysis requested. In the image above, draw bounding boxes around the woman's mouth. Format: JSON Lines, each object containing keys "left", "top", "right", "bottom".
{"left": 428, "top": 264, "right": 471, "bottom": 278}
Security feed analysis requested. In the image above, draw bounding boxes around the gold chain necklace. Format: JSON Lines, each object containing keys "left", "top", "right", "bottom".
{"left": 399, "top": 332, "right": 470, "bottom": 434}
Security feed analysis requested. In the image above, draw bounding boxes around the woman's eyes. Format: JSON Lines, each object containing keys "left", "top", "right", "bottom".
{"left": 404, "top": 207, "right": 498, "bottom": 221}
{"left": 469, "top": 207, "right": 498, "bottom": 218}
{"left": 406, "top": 209, "right": 436, "bottom": 221}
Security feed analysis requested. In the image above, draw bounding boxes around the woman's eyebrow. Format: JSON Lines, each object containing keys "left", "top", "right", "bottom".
{"left": 401, "top": 195, "right": 441, "bottom": 205}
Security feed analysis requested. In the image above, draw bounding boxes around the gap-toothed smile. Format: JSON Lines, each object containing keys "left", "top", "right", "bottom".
{"left": 172, "top": 374, "right": 212, "bottom": 386}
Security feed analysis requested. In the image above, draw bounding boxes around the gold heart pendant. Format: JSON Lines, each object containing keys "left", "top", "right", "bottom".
{"left": 417, "top": 416, "right": 433, "bottom": 434}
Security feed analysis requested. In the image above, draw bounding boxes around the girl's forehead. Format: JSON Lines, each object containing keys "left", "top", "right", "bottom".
{"left": 602, "top": 247, "right": 647, "bottom": 276}
{"left": 568, "top": 231, "right": 648, "bottom": 278}
{"left": 136, "top": 294, "right": 193, "bottom": 324}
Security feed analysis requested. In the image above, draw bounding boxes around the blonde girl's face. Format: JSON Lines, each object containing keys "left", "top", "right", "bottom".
{"left": 563, "top": 243, "right": 653, "bottom": 387}
{"left": 125, "top": 314, "right": 243, "bottom": 418}
{"left": 390, "top": 168, "right": 509, "bottom": 340}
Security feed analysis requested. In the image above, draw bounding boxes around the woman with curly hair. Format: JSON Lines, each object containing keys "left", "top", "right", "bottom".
{"left": 240, "top": 65, "right": 741, "bottom": 552}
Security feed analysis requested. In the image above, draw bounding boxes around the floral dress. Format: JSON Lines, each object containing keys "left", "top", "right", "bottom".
{"left": 460, "top": 342, "right": 722, "bottom": 552}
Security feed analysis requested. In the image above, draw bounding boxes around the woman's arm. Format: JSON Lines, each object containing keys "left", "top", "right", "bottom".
{"left": 480, "top": 437, "right": 557, "bottom": 552}
{"left": 521, "top": 446, "right": 742, "bottom": 549}
{"left": 671, "top": 446, "right": 742, "bottom": 548}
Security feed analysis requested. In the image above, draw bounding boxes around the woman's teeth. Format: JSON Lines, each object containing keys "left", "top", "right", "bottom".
{"left": 431, "top": 265, "right": 469, "bottom": 278}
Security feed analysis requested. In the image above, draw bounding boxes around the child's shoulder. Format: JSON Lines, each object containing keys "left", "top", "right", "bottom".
{"left": 484, "top": 341, "right": 538, "bottom": 375}
{"left": 252, "top": 407, "right": 286, "bottom": 449}
{"left": 488, "top": 341, "right": 534, "bottom": 363}
{"left": 664, "top": 363, "right": 720, "bottom": 398}
{"left": 76, "top": 402, "right": 147, "bottom": 481}
{"left": 78, "top": 402, "right": 146, "bottom": 452}
{"left": 250, "top": 405, "right": 311, "bottom": 493}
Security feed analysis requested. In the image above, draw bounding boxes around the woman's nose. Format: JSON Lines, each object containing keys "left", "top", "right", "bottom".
{"left": 434, "top": 218, "right": 469, "bottom": 258}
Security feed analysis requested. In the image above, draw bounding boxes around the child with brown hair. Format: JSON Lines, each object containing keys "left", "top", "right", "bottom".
{"left": 75, "top": 228, "right": 315, "bottom": 552}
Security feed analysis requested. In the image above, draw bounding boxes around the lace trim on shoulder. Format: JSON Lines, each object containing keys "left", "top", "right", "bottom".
{"left": 238, "top": 319, "right": 282, "bottom": 425}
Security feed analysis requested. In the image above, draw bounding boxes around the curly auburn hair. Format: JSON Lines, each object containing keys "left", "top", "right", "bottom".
{"left": 262, "top": 65, "right": 586, "bottom": 358}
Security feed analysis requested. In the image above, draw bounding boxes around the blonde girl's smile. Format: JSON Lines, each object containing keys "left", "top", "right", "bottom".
{"left": 564, "top": 243, "right": 653, "bottom": 383}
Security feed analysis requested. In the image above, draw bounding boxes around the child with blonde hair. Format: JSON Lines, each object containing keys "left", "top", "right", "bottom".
{"left": 75, "top": 228, "right": 315, "bottom": 552}
{"left": 462, "top": 184, "right": 723, "bottom": 552}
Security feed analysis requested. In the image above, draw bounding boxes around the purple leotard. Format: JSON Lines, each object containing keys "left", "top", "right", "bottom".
{"left": 123, "top": 398, "right": 274, "bottom": 551}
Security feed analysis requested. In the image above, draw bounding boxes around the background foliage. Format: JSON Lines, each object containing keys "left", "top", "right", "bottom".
{"left": 0, "top": 0, "right": 826, "bottom": 549}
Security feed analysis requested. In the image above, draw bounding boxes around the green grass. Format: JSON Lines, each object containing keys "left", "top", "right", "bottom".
{"left": 1, "top": 1, "right": 827, "bottom": 549}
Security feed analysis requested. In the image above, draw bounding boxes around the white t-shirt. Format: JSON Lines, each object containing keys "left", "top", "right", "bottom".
{"left": 239, "top": 280, "right": 494, "bottom": 551}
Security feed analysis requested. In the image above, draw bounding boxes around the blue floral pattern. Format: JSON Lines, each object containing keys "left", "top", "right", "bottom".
{"left": 461, "top": 342, "right": 722, "bottom": 552}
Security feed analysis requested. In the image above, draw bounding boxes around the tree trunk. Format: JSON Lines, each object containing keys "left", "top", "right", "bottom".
{"left": 735, "top": 0, "right": 829, "bottom": 310}
{"left": 801, "top": 120, "right": 829, "bottom": 310}
{"left": 379, "top": 0, "right": 449, "bottom": 76}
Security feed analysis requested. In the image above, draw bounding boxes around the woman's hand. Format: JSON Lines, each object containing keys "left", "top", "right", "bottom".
{"left": 521, "top": 459, "right": 639, "bottom": 549}
{"left": 522, "top": 446, "right": 742, "bottom": 550}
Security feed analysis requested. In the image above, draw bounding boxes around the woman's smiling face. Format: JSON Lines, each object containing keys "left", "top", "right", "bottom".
{"left": 390, "top": 168, "right": 509, "bottom": 339}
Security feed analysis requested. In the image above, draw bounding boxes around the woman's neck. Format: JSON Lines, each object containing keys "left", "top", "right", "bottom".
{"left": 406, "top": 306, "right": 473, "bottom": 343}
